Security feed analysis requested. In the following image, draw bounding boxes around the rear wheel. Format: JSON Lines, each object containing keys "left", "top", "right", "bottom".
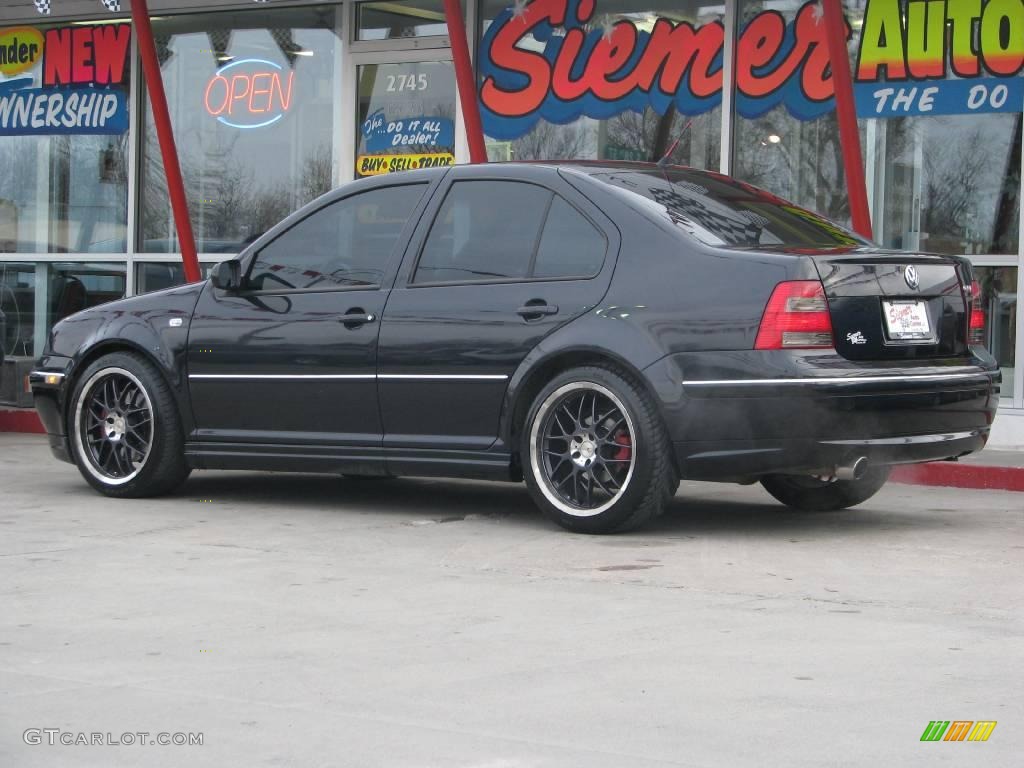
{"left": 68, "top": 352, "right": 190, "bottom": 498}
{"left": 760, "top": 466, "right": 891, "bottom": 511}
{"left": 522, "top": 365, "right": 676, "bottom": 534}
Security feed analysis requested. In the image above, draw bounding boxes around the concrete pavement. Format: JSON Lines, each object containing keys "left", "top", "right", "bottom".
{"left": 1, "top": 433, "right": 1021, "bottom": 767}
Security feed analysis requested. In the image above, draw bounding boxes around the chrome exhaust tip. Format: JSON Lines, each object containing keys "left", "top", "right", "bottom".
{"left": 835, "top": 457, "right": 868, "bottom": 481}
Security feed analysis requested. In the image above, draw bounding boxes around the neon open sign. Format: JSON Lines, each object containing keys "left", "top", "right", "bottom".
{"left": 203, "top": 58, "right": 295, "bottom": 129}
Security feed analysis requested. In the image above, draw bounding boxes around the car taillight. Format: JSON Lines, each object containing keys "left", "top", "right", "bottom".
{"left": 968, "top": 279, "right": 986, "bottom": 346}
{"left": 754, "top": 280, "right": 834, "bottom": 350}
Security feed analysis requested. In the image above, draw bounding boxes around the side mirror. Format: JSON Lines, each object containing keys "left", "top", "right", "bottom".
{"left": 210, "top": 259, "right": 242, "bottom": 292}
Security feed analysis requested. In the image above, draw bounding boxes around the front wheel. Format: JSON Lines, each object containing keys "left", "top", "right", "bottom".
{"left": 68, "top": 352, "right": 190, "bottom": 498}
{"left": 521, "top": 365, "right": 676, "bottom": 534}
{"left": 760, "top": 466, "right": 892, "bottom": 512}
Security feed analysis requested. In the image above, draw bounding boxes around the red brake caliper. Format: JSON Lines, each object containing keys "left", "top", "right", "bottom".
{"left": 613, "top": 430, "right": 632, "bottom": 462}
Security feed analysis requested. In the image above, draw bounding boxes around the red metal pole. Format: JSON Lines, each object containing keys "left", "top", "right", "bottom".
{"left": 820, "top": 0, "right": 873, "bottom": 240}
{"left": 130, "top": 0, "right": 202, "bottom": 282}
{"left": 442, "top": 0, "right": 488, "bottom": 164}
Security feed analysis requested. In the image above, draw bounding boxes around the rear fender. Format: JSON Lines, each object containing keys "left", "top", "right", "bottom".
{"left": 499, "top": 311, "right": 670, "bottom": 450}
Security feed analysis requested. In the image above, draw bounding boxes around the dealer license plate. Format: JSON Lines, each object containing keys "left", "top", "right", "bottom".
{"left": 883, "top": 300, "right": 932, "bottom": 340}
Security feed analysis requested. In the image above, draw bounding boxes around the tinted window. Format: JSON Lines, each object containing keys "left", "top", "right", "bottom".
{"left": 534, "top": 197, "right": 606, "bottom": 278}
{"left": 590, "top": 170, "right": 869, "bottom": 248}
{"left": 250, "top": 184, "right": 425, "bottom": 290}
{"left": 414, "top": 181, "right": 551, "bottom": 283}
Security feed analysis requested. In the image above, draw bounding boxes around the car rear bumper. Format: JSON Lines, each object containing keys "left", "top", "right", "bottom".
{"left": 675, "top": 430, "right": 989, "bottom": 480}
{"left": 645, "top": 351, "right": 1001, "bottom": 481}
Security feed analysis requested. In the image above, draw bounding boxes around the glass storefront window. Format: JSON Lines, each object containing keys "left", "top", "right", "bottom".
{"left": 357, "top": 1, "right": 449, "bottom": 40}
{"left": 0, "top": 22, "right": 130, "bottom": 254}
{"left": 873, "top": 114, "right": 1021, "bottom": 255}
{"left": 478, "top": 0, "right": 722, "bottom": 168}
{"left": 0, "top": 263, "right": 33, "bottom": 358}
{"left": 0, "top": 261, "right": 125, "bottom": 359}
{"left": 732, "top": 0, "right": 1021, "bottom": 256}
{"left": 140, "top": 7, "right": 340, "bottom": 253}
{"left": 975, "top": 266, "right": 1017, "bottom": 397}
{"left": 731, "top": 1, "right": 860, "bottom": 226}
{"left": 356, "top": 61, "right": 456, "bottom": 178}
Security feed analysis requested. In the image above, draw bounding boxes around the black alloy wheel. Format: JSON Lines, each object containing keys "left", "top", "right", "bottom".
{"left": 534, "top": 382, "right": 636, "bottom": 513}
{"left": 523, "top": 365, "right": 677, "bottom": 534}
{"left": 76, "top": 368, "right": 154, "bottom": 484}
{"left": 69, "top": 352, "right": 190, "bottom": 497}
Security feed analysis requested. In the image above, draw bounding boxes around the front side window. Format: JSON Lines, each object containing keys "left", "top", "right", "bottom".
{"left": 249, "top": 184, "right": 425, "bottom": 291}
{"left": 415, "top": 181, "right": 551, "bottom": 283}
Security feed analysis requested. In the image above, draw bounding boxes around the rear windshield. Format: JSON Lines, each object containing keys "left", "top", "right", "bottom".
{"left": 584, "top": 169, "right": 869, "bottom": 249}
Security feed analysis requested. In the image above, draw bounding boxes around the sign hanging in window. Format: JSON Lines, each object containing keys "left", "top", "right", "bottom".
{"left": 203, "top": 58, "right": 296, "bottom": 130}
{"left": 478, "top": 0, "right": 1024, "bottom": 141}
{"left": 0, "top": 23, "right": 130, "bottom": 136}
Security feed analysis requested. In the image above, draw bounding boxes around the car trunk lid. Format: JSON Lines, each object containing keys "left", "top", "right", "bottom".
{"left": 810, "top": 249, "right": 970, "bottom": 360}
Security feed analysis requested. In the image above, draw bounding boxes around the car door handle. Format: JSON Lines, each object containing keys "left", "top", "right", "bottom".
{"left": 339, "top": 309, "right": 376, "bottom": 327}
{"left": 516, "top": 302, "right": 558, "bottom": 319}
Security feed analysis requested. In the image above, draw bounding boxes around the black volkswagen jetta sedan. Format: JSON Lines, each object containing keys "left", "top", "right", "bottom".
{"left": 31, "top": 162, "right": 1000, "bottom": 533}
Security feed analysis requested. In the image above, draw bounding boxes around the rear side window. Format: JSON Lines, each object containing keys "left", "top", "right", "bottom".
{"left": 250, "top": 184, "right": 425, "bottom": 290}
{"left": 414, "top": 181, "right": 605, "bottom": 284}
{"left": 534, "top": 197, "right": 606, "bottom": 278}
{"left": 589, "top": 170, "right": 868, "bottom": 248}
{"left": 414, "top": 181, "right": 550, "bottom": 283}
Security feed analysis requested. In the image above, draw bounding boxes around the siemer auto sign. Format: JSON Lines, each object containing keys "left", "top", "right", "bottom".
{"left": 479, "top": 0, "right": 1024, "bottom": 140}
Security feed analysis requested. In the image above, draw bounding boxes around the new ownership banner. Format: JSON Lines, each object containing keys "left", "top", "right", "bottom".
{"left": 0, "top": 78, "right": 128, "bottom": 135}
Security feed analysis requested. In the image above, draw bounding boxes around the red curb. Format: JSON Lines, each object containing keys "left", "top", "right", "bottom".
{"left": 891, "top": 462, "right": 1024, "bottom": 493}
{"left": 0, "top": 408, "right": 45, "bottom": 434}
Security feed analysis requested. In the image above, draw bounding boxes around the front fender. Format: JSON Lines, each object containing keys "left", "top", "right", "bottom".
{"left": 44, "top": 282, "right": 206, "bottom": 433}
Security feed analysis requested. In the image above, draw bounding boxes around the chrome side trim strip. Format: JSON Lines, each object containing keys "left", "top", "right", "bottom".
{"left": 188, "top": 373, "right": 509, "bottom": 381}
{"left": 189, "top": 374, "right": 375, "bottom": 380}
{"left": 684, "top": 372, "right": 994, "bottom": 387}
{"left": 29, "top": 371, "right": 66, "bottom": 379}
{"left": 378, "top": 374, "right": 508, "bottom": 380}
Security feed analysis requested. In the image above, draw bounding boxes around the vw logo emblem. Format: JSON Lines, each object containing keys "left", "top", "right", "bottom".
{"left": 904, "top": 265, "right": 920, "bottom": 290}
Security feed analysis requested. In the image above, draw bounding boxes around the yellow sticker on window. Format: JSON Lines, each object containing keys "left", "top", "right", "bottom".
{"left": 357, "top": 153, "right": 454, "bottom": 176}
{"left": 0, "top": 27, "right": 44, "bottom": 77}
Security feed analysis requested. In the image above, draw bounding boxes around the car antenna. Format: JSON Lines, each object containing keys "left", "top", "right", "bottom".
{"left": 656, "top": 119, "right": 693, "bottom": 168}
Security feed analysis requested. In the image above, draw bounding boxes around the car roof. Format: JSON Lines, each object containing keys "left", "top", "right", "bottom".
{"left": 483, "top": 159, "right": 726, "bottom": 181}
{"left": 332, "top": 161, "right": 724, "bottom": 191}
{"left": 445, "top": 161, "right": 746, "bottom": 196}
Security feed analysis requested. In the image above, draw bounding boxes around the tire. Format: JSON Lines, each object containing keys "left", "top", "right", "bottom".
{"left": 760, "top": 466, "right": 892, "bottom": 512}
{"left": 67, "top": 351, "right": 190, "bottom": 498}
{"left": 521, "top": 365, "right": 676, "bottom": 534}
